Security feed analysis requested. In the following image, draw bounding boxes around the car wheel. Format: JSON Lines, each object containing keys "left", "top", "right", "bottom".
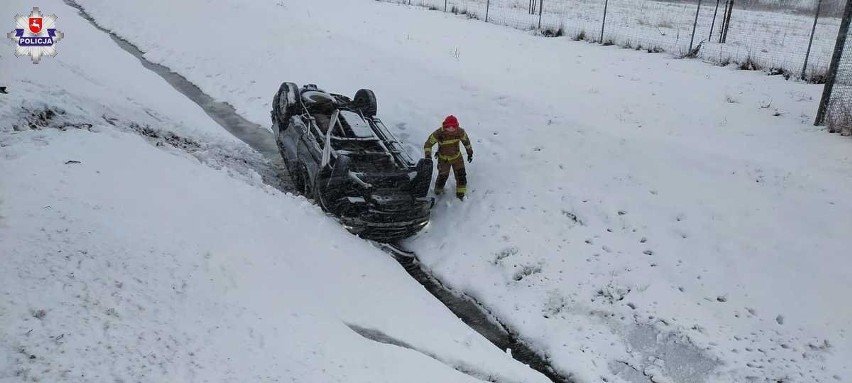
{"left": 410, "top": 158, "right": 433, "bottom": 198}
{"left": 275, "top": 82, "right": 300, "bottom": 124}
{"left": 353, "top": 88, "right": 377, "bottom": 117}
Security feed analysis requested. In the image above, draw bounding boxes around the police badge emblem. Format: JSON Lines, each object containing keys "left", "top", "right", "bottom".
{"left": 7, "top": 7, "right": 65, "bottom": 64}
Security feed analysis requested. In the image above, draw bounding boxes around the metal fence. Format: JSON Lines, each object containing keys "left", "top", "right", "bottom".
{"left": 816, "top": 0, "right": 852, "bottom": 134}
{"left": 388, "top": 0, "right": 845, "bottom": 82}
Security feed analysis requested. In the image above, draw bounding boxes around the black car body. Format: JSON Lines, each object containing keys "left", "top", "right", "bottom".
{"left": 271, "top": 83, "right": 433, "bottom": 241}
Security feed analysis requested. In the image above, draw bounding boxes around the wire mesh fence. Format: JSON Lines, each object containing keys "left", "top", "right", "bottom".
{"left": 385, "top": 0, "right": 846, "bottom": 82}
{"left": 701, "top": 0, "right": 843, "bottom": 80}
{"left": 816, "top": 0, "right": 852, "bottom": 134}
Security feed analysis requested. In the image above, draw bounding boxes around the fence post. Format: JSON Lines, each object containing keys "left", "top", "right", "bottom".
{"left": 486, "top": 0, "right": 491, "bottom": 22}
{"left": 802, "top": 0, "right": 824, "bottom": 80}
{"left": 689, "top": 0, "right": 703, "bottom": 52}
{"left": 538, "top": 0, "right": 544, "bottom": 30}
{"left": 600, "top": 0, "right": 609, "bottom": 43}
{"left": 815, "top": 0, "right": 852, "bottom": 125}
{"left": 444, "top": 0, "right": 447, "bottom": 12}
{"left": 721, "top": 0, "right": 734, "bottom": 43}
{"left": 709, "top": 0, "right": 721, "bottom": 41}
{"left": 718, "top": 0, "right": 729, "bottom": 42}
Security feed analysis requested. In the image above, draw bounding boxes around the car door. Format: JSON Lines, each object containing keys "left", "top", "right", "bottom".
{"left": 298, "top": 118, "right": 323, "bottom": 183}
{"left": 278, "top": 115, "right": 303, "bottom": 165}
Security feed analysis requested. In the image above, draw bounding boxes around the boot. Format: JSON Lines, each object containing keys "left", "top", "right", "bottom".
{"left": 456, "top": 192, "right": 464, "bottom": 201}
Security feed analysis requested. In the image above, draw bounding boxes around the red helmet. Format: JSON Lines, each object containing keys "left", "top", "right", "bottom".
{"left": 442, "top": 115, "right": 459, "bottom": 129}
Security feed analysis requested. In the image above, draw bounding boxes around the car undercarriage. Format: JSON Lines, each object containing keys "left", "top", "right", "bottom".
{"left": 271, "top": 83, "right": 433, "bottom": 241}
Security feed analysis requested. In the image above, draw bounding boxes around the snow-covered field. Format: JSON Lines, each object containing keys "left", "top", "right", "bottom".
{"left": 3, "top": 0, "right": 852, "bottom": 382}
{"left": 395, "top": 0, "right": 842, "bottom": 79}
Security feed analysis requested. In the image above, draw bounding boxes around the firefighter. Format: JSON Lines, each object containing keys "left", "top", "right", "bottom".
{"left": 424, "top": 115, "right": 473, "bottom": 200}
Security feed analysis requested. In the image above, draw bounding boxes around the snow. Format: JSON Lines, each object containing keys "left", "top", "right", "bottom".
{"left": 0, "top": 128, "right": 546, "bottom": 383}
{"left": 3, "top": 0, "right": 852, "bottom": 382}
{"left": 0, "top": 1, "right": 552, "bottom": 382}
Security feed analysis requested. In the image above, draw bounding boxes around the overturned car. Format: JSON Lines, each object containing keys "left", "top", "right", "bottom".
{"left": 271, "top": 83, "right": 433, "bottom": 241}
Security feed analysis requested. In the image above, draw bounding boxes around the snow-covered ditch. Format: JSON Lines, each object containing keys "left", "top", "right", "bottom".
{"left": 0, "top": 2, "right": 552, "bottom": 381}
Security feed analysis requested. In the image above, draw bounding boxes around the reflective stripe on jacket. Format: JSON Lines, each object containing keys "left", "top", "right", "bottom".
{"left": 424, "top": 127, "right": 472, "bottom": 160}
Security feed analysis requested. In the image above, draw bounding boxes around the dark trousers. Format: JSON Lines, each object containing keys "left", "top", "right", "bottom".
{"left": 435, "top": 156, "right": 467, "bottom": 194}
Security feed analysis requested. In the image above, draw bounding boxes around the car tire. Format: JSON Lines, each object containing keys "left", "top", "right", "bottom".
{"left": 353, "top": 88, "right": 377, "bottom": 117}
{"left": 409, "top": 158, "right": 433, "bottom": 198}
{"left": 275, "top": 82, "right": 300, "bottom": 125}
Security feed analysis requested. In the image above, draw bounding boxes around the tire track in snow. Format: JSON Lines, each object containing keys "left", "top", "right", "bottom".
{"left": 347, "top": 323, "right": 511, "bottom": 383}
{"left": 61, "top": 2, "right": 575, "bottom": 382}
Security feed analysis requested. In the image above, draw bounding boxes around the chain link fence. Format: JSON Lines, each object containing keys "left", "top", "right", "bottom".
{"left": 816, "top": 0, "right": 852, "bottom": 134}
{"left": 387, "top": 0, "right": 845, "bottom": 82}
